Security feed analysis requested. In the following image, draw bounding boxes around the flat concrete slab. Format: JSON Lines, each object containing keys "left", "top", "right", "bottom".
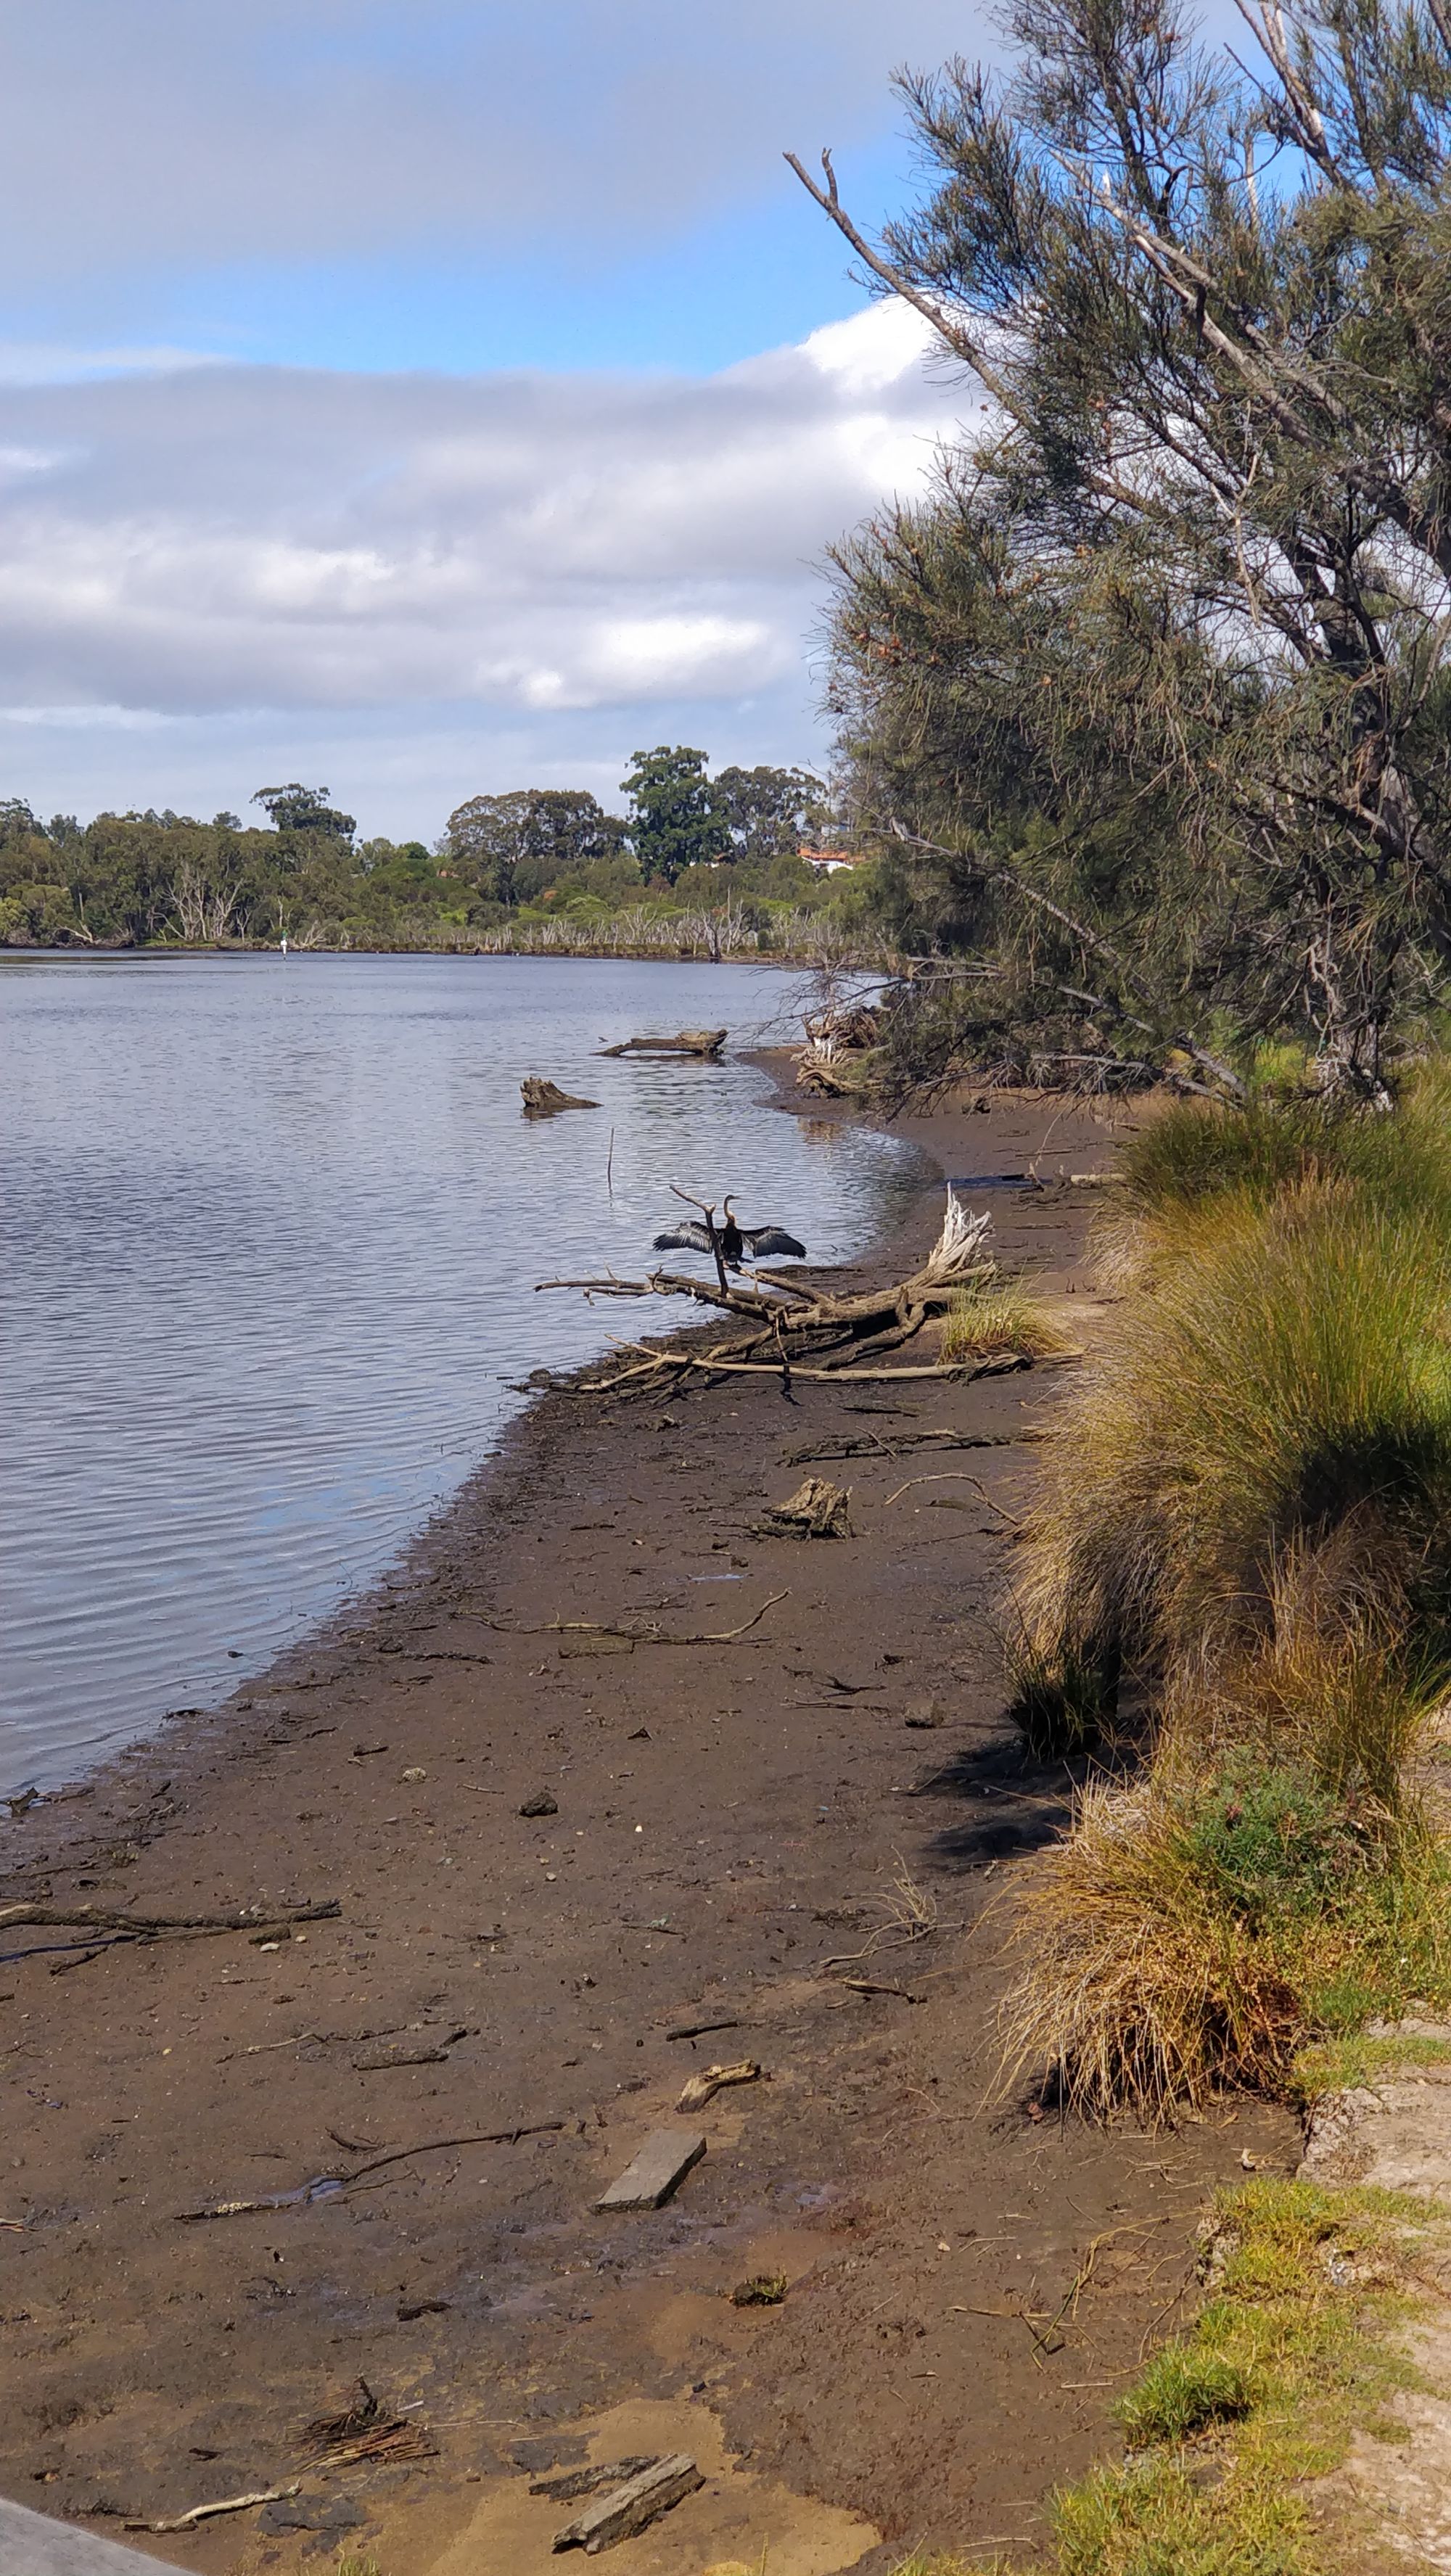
{"left": 593, "top": 2127, "right": 705, "bottom": 2212}
{"left": 0, "top": 2498, "right": 171, "bottom": 2572}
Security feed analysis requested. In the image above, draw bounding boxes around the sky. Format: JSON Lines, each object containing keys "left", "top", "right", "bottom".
{"left": 0, "top": 0, "right": 992, "bottom": 840}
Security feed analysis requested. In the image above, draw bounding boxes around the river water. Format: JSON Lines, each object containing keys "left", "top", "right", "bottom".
{"left": 1, "top": 952, "right": 921, "bottom": 1787}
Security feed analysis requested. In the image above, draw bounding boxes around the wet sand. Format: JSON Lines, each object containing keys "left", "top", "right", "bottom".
{"left": 0, "top": 1075, "right": 1296, "bottom": 2574}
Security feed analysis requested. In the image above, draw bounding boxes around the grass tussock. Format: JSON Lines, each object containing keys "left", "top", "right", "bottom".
{"left": 1003, "top": 1076, "right": 1451, "bottom": 2115}
{"left": 1091, "top": 1059, "right": 1451, "bottom": 1291}
{"left": 939, "top": 1275, "right": 1077, "bottom": 1364}
{"left": 1018, "top": 1188, "right": 1451, "bottom": 1708}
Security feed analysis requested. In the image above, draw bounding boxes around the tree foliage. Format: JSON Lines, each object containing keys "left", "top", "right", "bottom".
{"left": 444, "top": 789, "right": 628, "bottom": 906}
{"left": 620, "top": 746, "right": 729, "bottom": 884}
{"left": 800, "top": 0, "right": 1451, "bottom": 1093}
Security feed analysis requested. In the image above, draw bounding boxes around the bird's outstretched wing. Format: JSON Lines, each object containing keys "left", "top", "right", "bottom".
{"left": 741, "top": 1227, "right": 807, "bottom": 1259}
{"left": 651, "top": 1223, "right": 715, "bottom": 1255}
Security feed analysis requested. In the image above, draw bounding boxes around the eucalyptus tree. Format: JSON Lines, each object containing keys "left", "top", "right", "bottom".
{"left": 794, "top": 0, "right": 1451, "bottom": 1092}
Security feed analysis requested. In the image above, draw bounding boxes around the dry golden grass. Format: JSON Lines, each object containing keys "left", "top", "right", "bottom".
{"left": 939, "top": 1277, "right": 1077, "bottom": 1363}
{"left": 999, "top": 1766, "right": 1310, "bottom": 2118}
{"left": 1016, "top": 1185, "right": 1451, "bottom": 1711}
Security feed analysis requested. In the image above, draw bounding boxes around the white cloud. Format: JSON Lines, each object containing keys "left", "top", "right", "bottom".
{"left": 0, "top": 301, "right": 963, "bottom": 714}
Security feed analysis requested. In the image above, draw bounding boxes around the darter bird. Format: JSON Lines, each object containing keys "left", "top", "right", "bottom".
{"left": 651, "top": 1195, "right": 806, "bottom": 1268}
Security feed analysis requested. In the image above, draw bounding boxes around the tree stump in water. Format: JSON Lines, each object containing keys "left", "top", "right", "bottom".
{"left": 521, "top": 1078, "right": 599, "bottom": 1114}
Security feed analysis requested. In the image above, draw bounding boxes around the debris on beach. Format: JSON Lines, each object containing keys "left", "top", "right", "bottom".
{"left": 305, "top": 2377, "right": 437, "bottom": 2469}
{"left": 675, "top": 2058, "right": 762, "bottom": 2112}
{"left": 755, "top": 1477, "right": 851, "bottom": 1540}
{"left": 552, "top": 2451, "right": 703, "bottom": 2551}
{"left": 594, "top": 2128, "right": 707, "bottom": 2210}
{"left": 730, "top": 2273, "right": 788, "bottom": 2307}
{"left": 530, "top": 2456, "right": 659, "bottom": 2501}
{"left": 128, "top": 2481, "right": 303, "bottom": 2533}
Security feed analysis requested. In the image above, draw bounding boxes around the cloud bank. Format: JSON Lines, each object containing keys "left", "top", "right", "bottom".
{"left": 0, "top": 1, "right": 977, "bottom": 293}
{"left": 0, "top": 304, "right": 970, "bottom": 835}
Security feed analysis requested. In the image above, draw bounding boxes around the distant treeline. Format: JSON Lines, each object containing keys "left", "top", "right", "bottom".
{"left": 0, "top": 751, "right": 876, "bottom": 955}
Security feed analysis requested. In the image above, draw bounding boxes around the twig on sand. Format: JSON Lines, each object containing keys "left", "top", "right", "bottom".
{"left": 176, "top": 2120, "right": 566, "bottom": 2221}
{"left": 882, "top": 1472, "right": 1025, "bottom": 1525}
{"left": 128, "top": 2484, "right": 302, "bottom": 2533}
{"left": 488, "top": 1592, "right": 788, "bottom": 1649}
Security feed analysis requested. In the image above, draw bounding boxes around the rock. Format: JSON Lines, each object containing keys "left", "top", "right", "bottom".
{"left": 519, "top": 1790, "right": 559, "bottom": 1818}
{"left": 903, "top": 1698, "right": 948, "bottom": 1729}
{"left": 258, "top": 2495, "right": 362, "bottom": 2537}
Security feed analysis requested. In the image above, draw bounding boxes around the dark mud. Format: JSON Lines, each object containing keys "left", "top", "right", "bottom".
{"left": 0, "top": 1082, "right": 1296, "bottom": 2575}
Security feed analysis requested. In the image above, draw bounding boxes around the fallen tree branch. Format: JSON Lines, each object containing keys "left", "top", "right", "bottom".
{"left": 785, "top": 1430, "right": 1032, "bottom": 1463}
{"left": 599, "top": 1343, "right": 1032, "bottom": 1386}
{"left": 0, "top": 1898, "right": 340, "bottom": 1935}
{"left": 177, "top": 2120, "right": 567, "bottom": 2221}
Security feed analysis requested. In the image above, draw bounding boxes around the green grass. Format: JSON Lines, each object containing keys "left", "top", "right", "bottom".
{"left": 1290, "top": 2026, "right": 1451, "bottom": 2102}
{"left": 895, "top": 2181, "right": 1437, "bottom": 2575}
{"left": 1047, "top": 2178, "right": 1429, "bottom": 2576}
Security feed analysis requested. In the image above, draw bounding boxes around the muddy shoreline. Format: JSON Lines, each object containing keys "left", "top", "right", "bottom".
{"left": 0, "top": 1069, "right": 1296, "bottom": 2575}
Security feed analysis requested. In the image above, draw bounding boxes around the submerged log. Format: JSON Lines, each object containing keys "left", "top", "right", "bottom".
{"left": 599, "top": 1028, "right": 726, "bottom": 1058}
{"left": 521, "top": 1078, "right": 599, "bottom": 1113}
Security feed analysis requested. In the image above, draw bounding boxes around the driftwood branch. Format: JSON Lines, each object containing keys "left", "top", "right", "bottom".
{"left": 0, "top": 1899, "right": 339, "bottom": 1935}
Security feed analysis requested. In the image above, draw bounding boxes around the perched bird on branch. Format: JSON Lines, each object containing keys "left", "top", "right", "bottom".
{"left": 653, "top": 1195, "right": 806, "bottom": 1268}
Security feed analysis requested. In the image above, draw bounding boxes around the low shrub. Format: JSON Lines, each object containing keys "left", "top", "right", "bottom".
{"left": 1093, "top": 1062, "right": 1451, "bottom": 1290}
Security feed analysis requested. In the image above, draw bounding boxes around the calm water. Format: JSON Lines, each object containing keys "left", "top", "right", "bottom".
{"left": 0, "top": 953, "right": 920, "bottom": 1787}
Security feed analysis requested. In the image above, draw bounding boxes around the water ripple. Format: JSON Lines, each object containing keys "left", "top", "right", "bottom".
{"left": 1, "top": 952, "right": 919, "bottom": 1785}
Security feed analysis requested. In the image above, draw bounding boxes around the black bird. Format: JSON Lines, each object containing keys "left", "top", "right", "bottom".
{"left": 652, "top": 1195, "right": 807, "bottom": 1267}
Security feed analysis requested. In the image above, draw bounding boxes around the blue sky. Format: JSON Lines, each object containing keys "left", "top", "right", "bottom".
{"left": 0, "top": 0, "right": 989, "bottom": 836}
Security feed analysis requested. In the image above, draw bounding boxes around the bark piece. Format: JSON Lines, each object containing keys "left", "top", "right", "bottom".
{"left": 675, "top": 2058, "right": 760, "bottom": 2112}
{"left": 593, "top": 2127, "right": 706, "bottom": 2210}
{"left": 529, "top": 2456, "right": 659, "bottom": 2501}
{"left": 552, "top": 2453, "right": 702, "bottom": 2552}
{"left": 755, "top": 1477, "right": 851, "bottom": 1539}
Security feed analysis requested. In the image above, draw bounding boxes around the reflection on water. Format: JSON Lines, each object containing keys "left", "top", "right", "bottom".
{"left": 0, "top": 953, "right": 921, "bottom": 1785}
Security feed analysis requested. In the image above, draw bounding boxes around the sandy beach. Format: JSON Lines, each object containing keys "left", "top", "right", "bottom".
{"left": 0, "top": 1073, "right": 1296, "bottom": 2575}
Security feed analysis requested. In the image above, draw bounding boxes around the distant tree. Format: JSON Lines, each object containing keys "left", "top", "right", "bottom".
{"left": 252, "top": 783, "right": 356, "bottom": 841}
{"left": 445, "top": 788, "right": 625, "bottom": 905}
{"left": 621, "top": 746, "right": 728, "bottom": 885}
{"left": 713, "top": 764, "right": 829, "bottom": 861}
